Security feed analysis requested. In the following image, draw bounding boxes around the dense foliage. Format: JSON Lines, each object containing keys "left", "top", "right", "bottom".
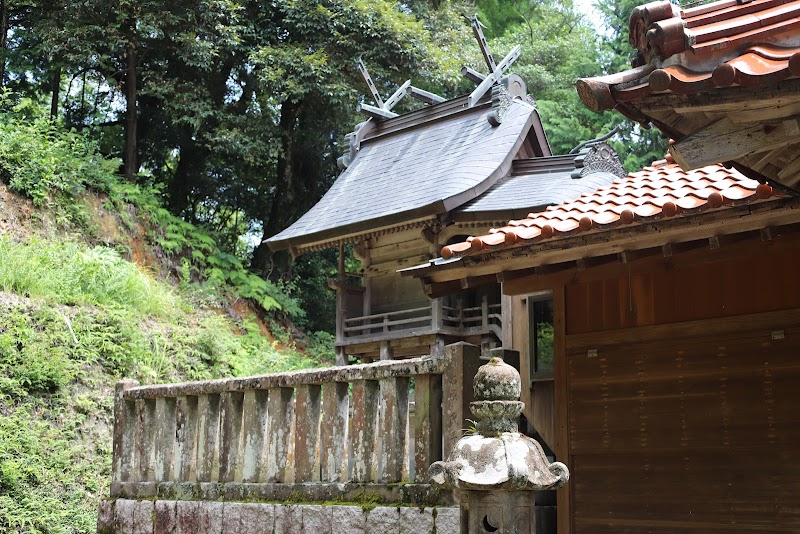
{"left": 0, "top": 104, "right": 334, "bottom": 532}
{"left": 0, "top": 0, "right": 673, "bottom": 332}
{"left": 0, "top": 1, "right": 680, "bottom": 531}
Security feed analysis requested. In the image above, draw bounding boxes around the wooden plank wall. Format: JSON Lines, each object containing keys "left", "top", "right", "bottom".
{"left": 365, "top": 229, "right": 432, "bottom": 314}
{"left": 565, "top": 239, "right": 800, "bottom": 335}
{"left": 562, "top": 238, "right": 800, "bottom": 533}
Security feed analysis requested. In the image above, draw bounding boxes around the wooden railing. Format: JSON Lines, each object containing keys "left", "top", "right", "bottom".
{"left": 110, "top": 344, "right": 482, "bottom": 504}
{"left": 343, "top": 306, "right": 432, "bottom": 336}
{"left": 342, "top": 297, "right": 502, "bottom": 343}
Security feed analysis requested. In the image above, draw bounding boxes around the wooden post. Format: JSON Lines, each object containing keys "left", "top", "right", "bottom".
{"left": 553, "top": 285, "right": 572, "bottom": 534}
{"left": 335, "top": 346, "right": 347, "bottom": 367}
{"left": 432, "top": 298, "right": 443, "bottom": 331}
{"left": 335, "top": 244, "right": 346, "bottom": 346}
{"left": 239, "top": 389, "right": 268, "bottom": 482}
{"left": 112, "top": 380, "right": 139, "bottom": 493}
{"left": 350, "top": 379, "right": 379, "bottom": 482}
{"left": 264, "top": 387, "right": 294, "bottom": 483}
{"left": 218, "top": 391, "right": 244, "bottom": 482}
{"left": 378, "top": 377, "right": 409, "bottom": 482}
{"left": 380, "top": 340, "right": 393, "bottom": 361}
{"left": 414, "top": 374, "right": 443, "bottom": 482}
{"left": 320, "top": 382, "right": 349, "bottom": 482}
{"left": 195, "top": 394, "right": 221, "bottom": 482}
{"left": 481, "top": 294, "right": 489, "bottom": 330}
{"left": 153, "top": 397, "right": 177, "bottom": 482}
{"left": 293, "top": 384, "right": 322, "bottom": 482}
{"left": 173, "top": 396, "right": 198, "bottom": 482}
{"left": 442, "top": 342, "right": 482, "bottom": 454}
{"left": 134, "top": 398, "right": 157, "bottom": 482}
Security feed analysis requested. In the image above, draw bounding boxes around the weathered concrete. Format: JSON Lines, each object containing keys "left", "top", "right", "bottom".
{"left": 366, "top": 506, "right": 400, "bottom": 533}
{"left": 154, "top": 500, "right": 177, "bottom": 534}
{"left": 378, "top": 377, "right": 409, "bottom": 482}
{"left": 123, "top": 357, "right": 445, "bottom": 400}
{"left": 301, "top": 504, "right": 332, "bottom": 534}
{"left": 434, "top": 507, "right": 461, "bottom": 534}
{"left": 132, "top": 500, "right": 154, "bottom": 534}
{"left": 175, "top": 501, "right": 200, "bottom": 534}
{"left": 173, "top": 396, "right": 197, "bottom": 482}
{"left": 331, "top": 505, "right": 366, "bottom": 534}
{"left": 350, "top": 380, "right": 379, "bottom": 482}
{"left": 294, "top": 384, "right": 322, "bottom": 482}
{"left": 319, "top": 382, "right": 349, "bottom": 482}
{"left": 399, "top": 507, "right": 433, "bottom": 534}
{"left": 101, "top": 501, "right": 460, "bottom": 534}
{"left": 97, "top": 499, "right": 114, "bottom": 534}
{"left": 265, "top": 387, "right": 293, "bottom": 483}
{"left": 430, "top": 355, "right": 570, "bottom": 533}
{"left": 114, "top": 480, "right": 452, "bottom": 506}
{"left": 237, "top": 502, "right": 274, "bottom": 533}
{"left": 274, "top": 503, "right": 303, "bottom": 533}
{"left": 238, "top": 390, "right": 268, "bottom": 483}
{"left": 441, "top": 343, "right": 482, "bottom": 454}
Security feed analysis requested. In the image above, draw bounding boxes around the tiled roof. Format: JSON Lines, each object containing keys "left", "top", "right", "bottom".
{"left": 266, "top": 99, "right": 540, "bottom": 251}
{"left": 577, "top": 0, "right": 800, "bottom": 111}
{"left": 454, "top": 152, "right": 620, "bottom": 219}
{"left": 441, "top": 159, "right": 782, "bottom": 259}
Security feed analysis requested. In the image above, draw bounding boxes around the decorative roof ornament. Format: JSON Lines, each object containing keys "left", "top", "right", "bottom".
{"left": 571, "top": 142, "right": 627, "bottom": 179}
{"left": 565, "top": 128, "right": 626, "bottom": 179}
{"left": 463, "top": 15, "right": 522, "bottom": 108}
{"left": 337, "top": 60, "right": 448, "bottom": 169}
{"left": 355, "top": 59, "right": 410, "bottom": 121}
{"left": 487, "top": 84, "right": 512, "bottom": 127}
{"left": 429, "top": 356, "right": 569, "bottom": 491}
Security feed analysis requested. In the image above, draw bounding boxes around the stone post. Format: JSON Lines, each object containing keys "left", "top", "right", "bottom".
{"left": 429, "top": 356, "right": 569, "bottom": 533}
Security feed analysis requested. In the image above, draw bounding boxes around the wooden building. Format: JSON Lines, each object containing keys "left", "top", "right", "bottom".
{"left": 407, "top": 3, "right": 800, "bottom": 528}
{"left": 266, "top": 75, "right": 625, "bottom": 364}
{"left": 576, "top": 0, "right": 800, "bottom": 191}
{"left": 406, "top": 153, "right": 800, "bottom": 531}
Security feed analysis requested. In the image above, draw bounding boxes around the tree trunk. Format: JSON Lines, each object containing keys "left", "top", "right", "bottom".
{"left": 169, "top": 136, "right": 203, "bottom": 216}
{"left": 0, "top": 0, "right": 8, "bottom": 89}
{"left": 123, "top": 16, "right": 138, "bottom": 181}
{"left": 251, "top": 99, "right": 302, "bottom": 277}
{"left": 50, "top": 65, "right": 61, "bottom": 119}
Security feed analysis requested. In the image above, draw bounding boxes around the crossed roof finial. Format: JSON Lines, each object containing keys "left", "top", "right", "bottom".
{"left": 462, "top": 15, "right": 521, "bottom": 108}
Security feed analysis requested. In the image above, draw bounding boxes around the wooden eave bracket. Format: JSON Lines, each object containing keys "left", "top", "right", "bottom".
{"left": 670, "top": 115, "right": 800, "bottom": 170}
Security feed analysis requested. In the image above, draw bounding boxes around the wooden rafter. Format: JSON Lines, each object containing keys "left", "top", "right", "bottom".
{"left": 670, "top": 115, "right": 800, "bottom": 170}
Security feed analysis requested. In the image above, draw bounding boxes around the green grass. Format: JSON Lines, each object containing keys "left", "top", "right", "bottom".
{"left": 0, "top": 97, "right": 334, "bottom": 533}
{"left": 0, "top": 237, "right": 331, "bottom": 533}
{"left": 0, "top": 237, "right": 179, "bottom": 317}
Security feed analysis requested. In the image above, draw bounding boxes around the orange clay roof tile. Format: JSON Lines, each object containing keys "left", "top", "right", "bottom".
{"left": 440, "top": 161, "right": 784, "bottom": 260}
{"left": 576, "top": 0, "right": 800, "bottom": 112}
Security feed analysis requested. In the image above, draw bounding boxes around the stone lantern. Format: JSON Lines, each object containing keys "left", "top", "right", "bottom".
{"left": 429, "top": 356, "right": 569, "bottom": 533}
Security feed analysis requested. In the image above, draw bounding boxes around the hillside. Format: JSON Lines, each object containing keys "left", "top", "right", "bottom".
{"left": 0, "top": 110, "right": 332, "bottom": 533}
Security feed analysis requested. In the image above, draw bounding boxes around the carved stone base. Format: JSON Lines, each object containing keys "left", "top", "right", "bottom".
{"left": 460, "top": 490, "right": 535, "bottom": 534}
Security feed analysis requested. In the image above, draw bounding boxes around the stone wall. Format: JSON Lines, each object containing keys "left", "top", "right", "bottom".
{"left": 97, "top": 500, "right": 461, "bottom": 534}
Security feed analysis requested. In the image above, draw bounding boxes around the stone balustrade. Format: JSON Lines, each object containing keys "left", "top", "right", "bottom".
{"left": 109, "top": 343, "right": 482, "bottom": 506}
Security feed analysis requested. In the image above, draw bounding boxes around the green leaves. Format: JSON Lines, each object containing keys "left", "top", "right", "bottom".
{"left": 0, "top": 109, "right": 119, "bottom": 206}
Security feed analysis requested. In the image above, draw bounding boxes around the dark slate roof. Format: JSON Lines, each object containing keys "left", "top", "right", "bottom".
{"left": 455, "top": 154, "right": 618, "bottom": 221}
{"left": 266, "top": 99, "right": 540, "bottom": 251}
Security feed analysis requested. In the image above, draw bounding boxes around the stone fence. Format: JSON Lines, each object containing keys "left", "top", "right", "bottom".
{"left": 109, "top": 342, "right": 482, "bottom": 507}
